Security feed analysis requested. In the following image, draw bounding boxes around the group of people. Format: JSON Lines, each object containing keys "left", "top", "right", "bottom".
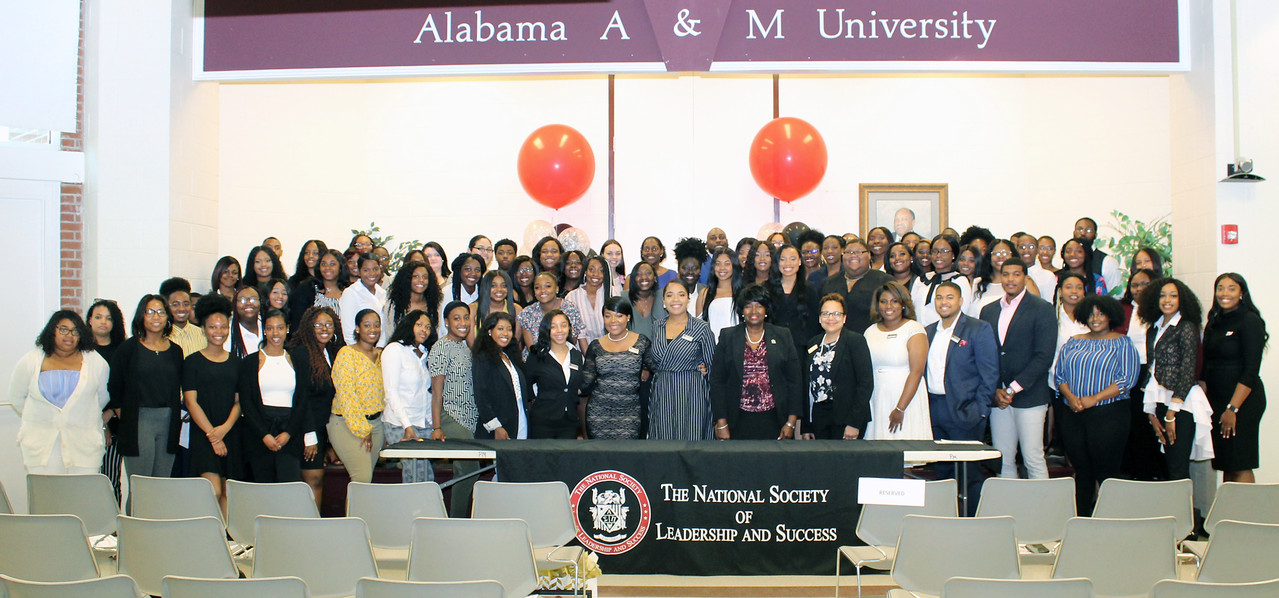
{"left": 8, "top": 218, "right": 1267, "bottom": 519}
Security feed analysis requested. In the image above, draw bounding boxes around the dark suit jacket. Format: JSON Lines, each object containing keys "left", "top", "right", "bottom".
{"left": 925, "top": 314, "right": 1000, "bottom": 424}
{"left": 709, "top": 324, "right": 802, "bottom": 429}
{"left": 819, "top": 270, "right": 893, "bottom": 336}
{"left": 106, "top": 338, "right": 184, "bottom": 457}
{"left": 238, "top": 351, "right": 309, "bottom": 458}
{"left": 1147, "top": 316, "right": 1200, "bottom": 400}
{"left": 472, "top": 350, "right": 533, "bottom": 439}
{"left": 523, "top": 347, "right": 585, "bottom": 432}
{"left": 978, "top": 291, "right": 1057, "bottom": 408}
{"left": 289, "top": 344, "right": 338, "bottom": 442}
{"left": 801, "top": 329, "right": 874, "bottom": 433}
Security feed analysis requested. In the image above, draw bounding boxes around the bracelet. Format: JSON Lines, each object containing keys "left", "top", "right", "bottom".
{"left": 1164, "top": 414, "right": 1177, "bottom": 423}
{"left": 715, "top": 424, "right": 728, "bottom": 430}
{"left": 893, "top": 406, "right": 906, "bottom": 414}
{"left": 784, "top": 422, "right": 794, "bottom": 429}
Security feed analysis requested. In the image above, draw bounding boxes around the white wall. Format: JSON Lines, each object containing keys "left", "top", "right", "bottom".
{"left": 218, "top": 74, "right": 1172, "bottom": 269}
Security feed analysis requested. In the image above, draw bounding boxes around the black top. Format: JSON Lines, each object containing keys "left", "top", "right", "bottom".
{"left": 182, "top": 351, "right": 244, "bottom": 477}
{"left": 107, "top": 337, "right": 184, "bottom": 456}
{"left": 289, "top": 344, "right": 338, "bottom": 441}
{"left": 1203, "top": 309, "right": 1267, "bottom": 395}
{"left": 472, "top": 351, "right": 533, "bottom": 439}
{"left": 94, "top": 340, "right": 123, "bottom": 366}
{"left": 524, "top": 348, "right": 585, "bottom": 431}
{"left": 819, "top": 270, "right": 893, "bottom": 336}
{"left": 770, "top": 283, "right": 819, "bottom": 356}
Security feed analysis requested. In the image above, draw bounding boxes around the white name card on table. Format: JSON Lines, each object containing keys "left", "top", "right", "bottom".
{"left": 858, "top": 477, "right": 926, "bottom": 507}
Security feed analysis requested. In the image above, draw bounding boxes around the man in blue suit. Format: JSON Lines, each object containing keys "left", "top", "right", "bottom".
{"left": 925, "top": 281, "right": 1000, "bottom": 515}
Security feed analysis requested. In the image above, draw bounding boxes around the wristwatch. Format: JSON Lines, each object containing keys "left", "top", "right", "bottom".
{"left": 1227, "top": 404, "right": 1240, "bottom": 413}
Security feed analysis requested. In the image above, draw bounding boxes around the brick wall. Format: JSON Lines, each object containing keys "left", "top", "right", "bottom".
{"left": 60, "top": 0, "right": 85, "bottom": 311}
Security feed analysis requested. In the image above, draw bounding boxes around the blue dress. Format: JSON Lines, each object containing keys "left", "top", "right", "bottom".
{"left": 647, "top": 316, "right": 717, "bottom": 440}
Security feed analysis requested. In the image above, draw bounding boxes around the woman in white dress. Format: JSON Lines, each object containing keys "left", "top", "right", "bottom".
{"left": 697, "top": 248, "right": 742, "bottom": 340}
{"left": 864, "top": 281, "right": 932, "bottom": 440}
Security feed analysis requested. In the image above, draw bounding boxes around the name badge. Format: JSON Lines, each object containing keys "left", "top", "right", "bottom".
{"left": 569, "top": 363, "right": 579, "bottom": 370}
{"left": 1226, "top": 330, "right": 1236, "bottom": 336}
{"left": 950, "top": 336, "right": 961, "bottom": 344}
{"left": 887, "top": 334, "right": 898, "bottom": 340}
{"left": 770, "top": 338, "right": 777, "bottom": 344}
{"left": 627, "top": 347, "right": 640, "bottom": 354}
{"left": 808, "top": 345, "right": 819, "bottom": 354}
{"left": 681, "top": 335, "right": 695, "bottom": 342}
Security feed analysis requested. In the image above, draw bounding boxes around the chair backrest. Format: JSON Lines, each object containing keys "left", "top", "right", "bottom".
{"left": 472, "top": 480, "right": 575, "bottom": 548}
{"left": 942, "top": 576, "right": 1094, "bottom": 598}
{"left": 856, "top": 478, "right": 958, "bottom": 547}
{"left": 407, "top": 517, "right": 539, "bottom": 598}
{"left": 1151, "top": 579, "right": 1279, "bottom": 598}
{"left": 25, "top": 473, "right": 120, "bottom": 536}
{"left": 0, "top": 478, "right": 12, "bottom": 514}
{"left": 1202, "top": 482, "right": 1279, "bottom": 534}
{"left": 346, "top": 481, "right": 446, "bottom": 549}
{"left": 1196, "top": 520, "right": 1279, "bottom": 583}
{"left": 975, "top": 477, "right": 1077, "bottom": 544}
{"left": 130, "top": 475, "right": 224, "bottom": 524}
{"left": 0, "top": 573, "right": 142, "bottom": 598}
{"left": 356, "top": 578, "right": 505, "bottom": 598}
{"left": 1052, "top": 516, "right": 1177, "bottom": 597}
{"left": 0, "top": 513, "right": 99, "bottom": 582}
{"left": 117, "top": 515, "right": 238, "bottom": 597}
{"left": 253, "top": 516, "right": 377, "bottom": 598}
{"left": 226, "top": 480, "right": 318, "bottom": 545}
{"left": 1092, "top": 478, "right": 1193, "bottom": 540}
{"left": 162, "top": 575, "right": 311, "bottom": 598}
{"left": 891, "top": 515, "right": 1020, "bottom": 596}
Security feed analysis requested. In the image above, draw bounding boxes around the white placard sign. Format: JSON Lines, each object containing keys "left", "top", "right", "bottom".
{"left": 857, "top": 477, "right": 926, "bottom": 507}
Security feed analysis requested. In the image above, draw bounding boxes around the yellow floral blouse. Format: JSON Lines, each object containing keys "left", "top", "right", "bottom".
{"left": 331, "top": 346, "right": 385, "bottom": 438}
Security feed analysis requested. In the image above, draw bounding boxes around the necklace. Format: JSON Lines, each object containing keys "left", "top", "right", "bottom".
{"left": 606, "top": 331, "right": 628, "bottom": 342}
{"left": 746, "top": 327, "right": 764, "bottom": 345}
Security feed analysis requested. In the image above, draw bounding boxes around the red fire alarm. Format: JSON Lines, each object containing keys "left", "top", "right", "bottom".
{"left": 1222, "top": 225, "right": 1239, "bottom": 244}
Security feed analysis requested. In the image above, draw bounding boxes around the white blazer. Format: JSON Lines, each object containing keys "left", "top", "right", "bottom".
{"left": 8, "top": 349, "right": 110, "bottom": 470}
{"left": 380, "top": 342, "right": 431, "bottom": 430}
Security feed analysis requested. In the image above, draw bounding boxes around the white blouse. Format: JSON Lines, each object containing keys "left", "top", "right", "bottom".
{"left": 339, "top": 282, "right": 388, "bottom": 346}
{"left": 381, "top": 342, "right": 432, "bottom": 430}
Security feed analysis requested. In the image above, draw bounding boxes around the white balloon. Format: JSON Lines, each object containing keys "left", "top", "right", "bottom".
{"left": 523, "top": 220, "right": 556, "bottom": 252}
{"left": 756, "top": 222, "right": 783, "bottom": 240}
{"left": 558, "top": 227, "right": 592, "bottom": 254}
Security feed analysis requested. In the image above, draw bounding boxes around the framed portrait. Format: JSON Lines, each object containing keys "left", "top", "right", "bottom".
{"left": 859, "top": 184, "right": 949, "bottom": 240}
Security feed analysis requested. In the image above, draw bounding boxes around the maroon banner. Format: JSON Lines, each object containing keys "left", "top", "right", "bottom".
{"left": 199, "top": 0, "right": 1185, "bottom": 78}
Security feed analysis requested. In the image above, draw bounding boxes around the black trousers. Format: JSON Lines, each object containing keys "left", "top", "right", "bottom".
{"left": 1057, "top": 399, "right": 1130, "bottom": 516}
{"left": 808, "top": 401, "right": 841, "bottom": 440}
{"left": 928, "top": 393, "right": 987, "bottom": 516}
{"left": 1155, "top": 405, "right": 1195, "bottom": 480}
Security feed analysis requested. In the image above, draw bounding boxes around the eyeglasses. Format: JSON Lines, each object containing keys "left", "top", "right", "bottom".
{"left": 472, "top": 246, "right": 493, "bottom": 253}
{"left": 55, "top": 326, "right": 81, "bottom": 337}
{"left": 819, "top": 311, "right": 845, "bottom": 318}
{"left": 991, "top": 250, "right": 1012, "bottom": 258}
{"left": 1018, "top": 243, "right": 1038, "bottom": 250}
{"left": 844, "top": 250, "right": 869, "bottom": 256}
{"left": 144, "top": 308, "right": 167, "bottom": 317}
{"left": 313, "top": 322, "right": 335, "bottom": 330}
{"left": 353, "top": 242, "right": 373, "bottom": 250}
{"left": 516, "top": 267, "right": 534, "bottom": 274}
{"left": 802, "top": 249, "right": 820, "bottom": 255}
{"left": 931, "top": 248, "right": 953, "bottom": 255}
{"left": 238, "top": 297, "right": 259, "bottom": 305}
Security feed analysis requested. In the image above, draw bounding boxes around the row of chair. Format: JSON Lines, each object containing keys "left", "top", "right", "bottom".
{"left": 0, "top": 573, "right": 504, "bottom": 598}
{"left": 936, "top": 576, "right": 1279, "bottom": 598}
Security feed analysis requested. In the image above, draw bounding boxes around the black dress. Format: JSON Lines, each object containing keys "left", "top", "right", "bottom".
{"left": 1202, "top": 308, "right": 1268, "bottom": 471}
{"left": 182, "top": 352, "right": 245, "bottom": 478}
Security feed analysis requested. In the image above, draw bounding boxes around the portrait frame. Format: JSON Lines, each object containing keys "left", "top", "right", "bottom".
{"left": 859, "top": 184, "right": 949, "bottom": 240}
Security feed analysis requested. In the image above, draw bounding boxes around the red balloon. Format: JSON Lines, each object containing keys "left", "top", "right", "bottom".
{"left": 518, "top": 124, "right": 596, "bottom": 210}
{"left": 748, "top": 117, "right": 828, "bottom": 203}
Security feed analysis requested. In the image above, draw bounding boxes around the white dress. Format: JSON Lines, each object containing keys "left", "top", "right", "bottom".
{"left": 864, "top": 320, "right": 933, "bottom": 440}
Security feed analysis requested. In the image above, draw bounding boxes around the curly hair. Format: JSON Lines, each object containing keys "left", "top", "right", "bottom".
{"left": 36, "top": 310, "right": 93, "bottom": 354}
{"left": 1137, "top": 277, "right": 1202, "bottom": 330}
{"left": 289, "top": 306, "right": 343, "bottom": 388}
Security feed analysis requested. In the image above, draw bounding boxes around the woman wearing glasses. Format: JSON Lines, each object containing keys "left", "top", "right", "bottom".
{"left": 9, "top": 311, "right": 110, "bottom": 474}
{"left": 108, "top": 295, "right": 185, "bottom": 478}
{"left": 801, "top": 294, "right": 874, "bottom": 440}
{"left": 911, "top": 233, "right": 969, "bottom": 328}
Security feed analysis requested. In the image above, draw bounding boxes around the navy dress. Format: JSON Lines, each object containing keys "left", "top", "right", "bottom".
{"left": 647, "top": 317, "right": 716, "bottom": 440}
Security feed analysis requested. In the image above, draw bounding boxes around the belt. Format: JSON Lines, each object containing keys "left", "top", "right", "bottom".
{"left": 334, "top": 411, "right": 382, "bottom": 420}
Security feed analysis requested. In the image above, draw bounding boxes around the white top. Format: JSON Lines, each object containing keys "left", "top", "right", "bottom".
{"left": 925, "top": 317, "right": 957, "bottom": 394}
{"left": 1127, "top": 308, "right": 1148, "bottom": 364}
{"left": 339, "top": 282, "right": 388, "bottom": 346}
{"left": 223, "top": 321, "right": 262, "bottom": 354}
{"left": 1028, "top": 264, "right": 1059, "bottom": 302}
{"left": 8, "top": 350, "right": 110, "bottom": 470}
{"left": 966, "top": 278, "right": 1003, "bottom": 318}
{"left": 492, "top": 356, "right": 528, "bottom": 439}
{"left": 1050, "top": 304, "right": 1092, "bottom": 384}
{"left": 706, "top": 296, "right": 740, "bottom": 340}
{"left": 914, "top": 274, "right": 972, "bottom": 327}
{"left": 565, "top": 285, "right": 606, "bottom": 343}
{"left": 381, "top": 342, "right": 432, "bottom": 429}
{"left": 258, "top": 353, "right": 296, "bottom": 408}
{"left": 1100, "top": 254, "right": 1122, "bottom": 294}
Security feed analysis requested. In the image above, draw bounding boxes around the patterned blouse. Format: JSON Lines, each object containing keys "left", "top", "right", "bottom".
{"left": 517, "top": 300, "right": 588, "bottom": 347}
{"left": 809, "top": 340, "right": 838, "bottom": 404}
{"left": 740, "top": 340, "right": 775, "bottom": 412}
{"left": 331, "top": 346, "right": 385, "bottom": 438}
{"left": 427, "top": 337, "right": 477, "bottom": 430}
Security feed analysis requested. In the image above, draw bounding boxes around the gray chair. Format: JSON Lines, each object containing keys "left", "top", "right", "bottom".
{"left": 1151, "top": 579, "right": 1279, "bottom": 598}
{"left": 0, "top": 478, "right": 12, "bottom": 514}
{"left": 1092, "top": 479, "right": 1193, "bottom": 541}
{"left": 225, "top": 480, "right": 318, "bottom": 547}
{"left": 889, "top": 515, "right": 1020, "bottom": 597}
{"left": 253, "top": 515, "right": 377, "bottom": 598}
{"left": 130, "top": 475, "right": 224, "bottom": 524}
{"left": 0, "top": 573, "right": 143, "bottom": 598}
{"left": 472, "top": 481, "right": 582, "bottom": 592}
{"left": 0, "top": 513, "right": 99, "bottom": 582}
{"left": 974, "top": 477, "right": 1076, "bottom": 562}
{"left": 835, "top": 478, "right": 957, "bottom": 598}
{"left": 1196, "top": 520, "right": 1279, "bottom": 583}
{"left": 25, "top": 474, "right": 120, "bottom": 544}
{"left": 941, "top": 577, "right": 1094, "bottom": 598}
{"left": 346, "top": 481, "right": 446, "bottom": 562}
{"left": 117, "top": 515, "right": 239, "bottom": 597}
{"left": 407, "top": 517, "right": 539, "bottom": 598}
{"left": 161, "top": 575, "right": 311, "bottom": 598}
{"left": 1051, "top": 516, "right": 1177, "bottom": 598}
{"left": 1182, "top": 482, "right": 1279, "bottom": 560}
{"left": 355, "top": 578, "right": 504, "bottom": 598}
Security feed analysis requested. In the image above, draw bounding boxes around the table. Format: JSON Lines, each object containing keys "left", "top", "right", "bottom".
{"left": 382, "top": 439, "right": 998, "bottom": 575}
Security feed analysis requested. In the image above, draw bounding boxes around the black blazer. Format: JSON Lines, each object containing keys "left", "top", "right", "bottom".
{"left": 978, "top": 291, "right": 1057, "bottom": 408}
{"left": 1147, "top": 316, "right": 1200, "bottom": 400}
{"left": 818, "top": 270, "right": 893, "bottom": 336}
{"left": 106, "top": 337, "right": 184, "bottom": 457}
{"left": 472, "top": 351, "right": 533, "bottom": 439}
{"left": 523, "top": 347, "right": 585, "bottom": 432}
{"left": 238, "top": 351, "right": 308, "bottom": 458}
{"left": 709, "top": 324, "right": 802, "bottom": 429}
{"left": 801, "top": 329, "right": 874, "bottom": 433}
{"left": 288, "top": 344, "right": 338, "bottom": 442}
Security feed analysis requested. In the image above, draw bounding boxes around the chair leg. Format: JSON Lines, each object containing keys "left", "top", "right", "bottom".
{"left": 855, "top": 563, "right": 863, "bottom": 598}
{"left": 834, "top": 553, "right": 841, "bottom": 598}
